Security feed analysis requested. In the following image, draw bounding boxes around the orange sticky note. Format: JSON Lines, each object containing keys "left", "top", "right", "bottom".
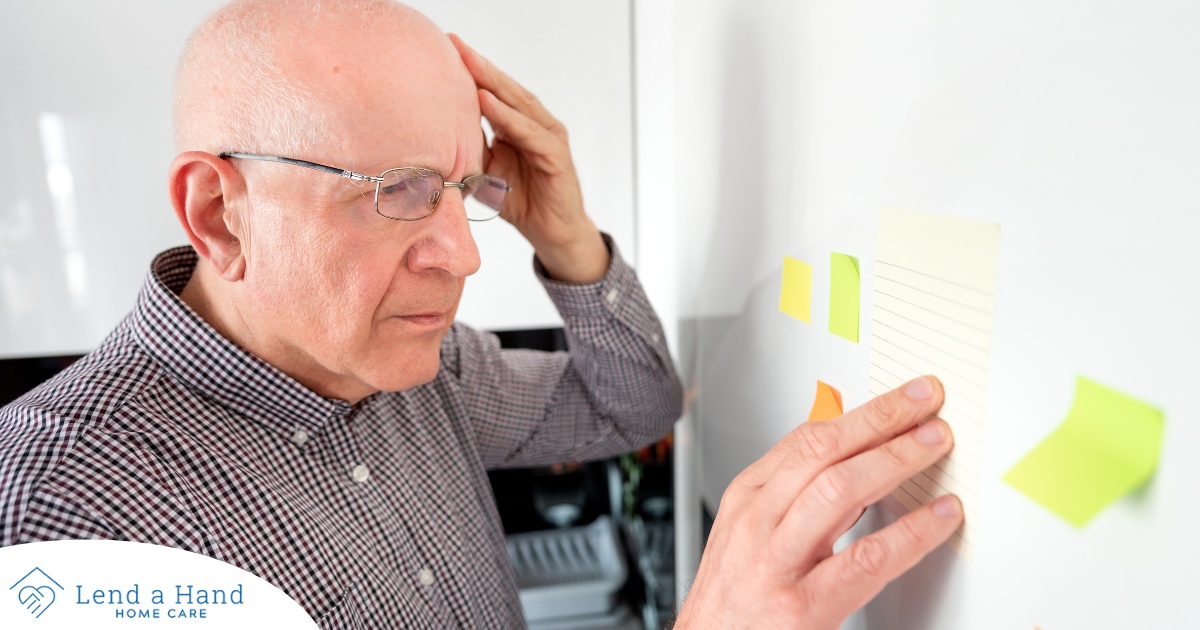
{"left": 808, "top": 381, "right": 844, "bottom": 422}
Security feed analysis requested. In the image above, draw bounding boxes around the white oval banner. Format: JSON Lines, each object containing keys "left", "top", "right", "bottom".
{"left": 0, "top": 540, "right": 318, "bottom": 628}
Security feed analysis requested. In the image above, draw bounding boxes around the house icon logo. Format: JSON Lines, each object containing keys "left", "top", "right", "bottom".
{"left": 9, "top": 567, "right": 64, "bottom": 619}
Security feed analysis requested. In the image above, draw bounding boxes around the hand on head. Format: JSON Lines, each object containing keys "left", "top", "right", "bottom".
{"left": 675, "top": 376, "right": 962, "bottom": 629}
{"left": 449, "top": 34, "right": 610, "bottom": 284}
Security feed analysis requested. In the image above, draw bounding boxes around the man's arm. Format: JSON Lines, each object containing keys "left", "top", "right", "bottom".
{"left": 440, "top": 234, "right": 681, "bottom": 469}
{"left": 444, "top": 36, "right": 682, "bottom": 467}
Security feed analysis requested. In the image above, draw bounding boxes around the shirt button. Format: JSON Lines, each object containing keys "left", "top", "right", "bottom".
{"left": 418, "top": 568, "right": 434, "bottom": 587}
{"left": 291, "top": 429, "right": 309, "bottom": 446}
{"left": 605, "top": 288, "right": 619, "bottom": 305}
{"left": 351, "top": 464, "right": 370, "bottom": 484}
{"left": 651, "top": 333, "right": 660, "bottom": 343}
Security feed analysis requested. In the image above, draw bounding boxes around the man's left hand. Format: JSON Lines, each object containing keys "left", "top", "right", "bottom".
{"left": 450, "top": 34, "right": 609, "bottom": 284}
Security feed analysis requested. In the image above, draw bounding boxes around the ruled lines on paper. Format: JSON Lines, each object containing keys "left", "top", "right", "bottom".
{"left": 868, "top": 207, "right": 1001, "bottom": 561}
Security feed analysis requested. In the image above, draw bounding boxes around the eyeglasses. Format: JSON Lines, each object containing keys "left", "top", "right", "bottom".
{"left": 218, "top": 152, "right": 510, "bottom": 222}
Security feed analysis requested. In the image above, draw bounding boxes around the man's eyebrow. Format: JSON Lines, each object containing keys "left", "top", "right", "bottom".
{"left": 361, "top": 159, "right": 455, "bottom": 175}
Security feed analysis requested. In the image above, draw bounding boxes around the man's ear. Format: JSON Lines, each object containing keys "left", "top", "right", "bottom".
{"left": 168, "top": 151, "right": 248, "bottom": 282}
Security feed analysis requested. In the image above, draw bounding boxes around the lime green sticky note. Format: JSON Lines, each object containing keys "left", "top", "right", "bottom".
{"left": 779, "top": 256, "right": 812, "bottom": 323}
{"left": 1002, "top": 376, "right": 1165, "bottom": 528}
{"left": 828, "top": 253, "right": 860, "bottom": 342}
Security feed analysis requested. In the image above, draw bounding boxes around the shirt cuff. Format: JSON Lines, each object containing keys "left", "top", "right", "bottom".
{"left": 534, "top": 233, "right": 636, "bottom": 320}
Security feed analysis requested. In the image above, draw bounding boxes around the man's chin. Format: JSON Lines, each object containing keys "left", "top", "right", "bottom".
{"left": 363, "top": 357, "right": 442, "bottom": 393}
{"left": 356, "top": 330, "right": 448, "bottom": 392}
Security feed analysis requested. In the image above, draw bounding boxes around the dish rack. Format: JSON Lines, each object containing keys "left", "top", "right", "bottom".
{"left": 505, "top": 515, "right": 628, "bottom": 624}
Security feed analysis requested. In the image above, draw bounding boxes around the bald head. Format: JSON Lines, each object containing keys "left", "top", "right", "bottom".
{"left": 174, "top": 0, "right": 476, "bottom": 162}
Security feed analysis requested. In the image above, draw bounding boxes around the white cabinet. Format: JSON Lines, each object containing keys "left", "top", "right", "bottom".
{"left": 0, "top": 1, "right": 636, "bottom": 358}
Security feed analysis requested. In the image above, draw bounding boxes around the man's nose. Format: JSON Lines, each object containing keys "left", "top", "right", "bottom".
{"left": 405, "top": 189, "right": 482, "bottom": 277}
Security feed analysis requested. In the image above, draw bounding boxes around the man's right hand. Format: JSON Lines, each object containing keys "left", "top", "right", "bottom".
{"left": 674, "top": 376, "right": 963, "bottom": 629}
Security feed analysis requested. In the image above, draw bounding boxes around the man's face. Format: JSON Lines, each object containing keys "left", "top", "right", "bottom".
{"left": 229, "top": 22, "right": 484, "bottom": 401}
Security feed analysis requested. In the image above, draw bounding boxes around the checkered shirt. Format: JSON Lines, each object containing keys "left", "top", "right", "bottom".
{"left": 0, "top": 238, "right": 682, "bottom": 628}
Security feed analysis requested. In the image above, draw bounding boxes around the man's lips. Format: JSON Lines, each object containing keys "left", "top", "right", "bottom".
{"left": 394, "top": 310, "right": 452, "bottom": 327}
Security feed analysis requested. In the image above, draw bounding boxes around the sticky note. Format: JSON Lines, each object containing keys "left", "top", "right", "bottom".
{"left": 828, "top": 252, "right": 859, "bottom": 342}
{"left": 872, "top": 208, "right": 999, "bottom": 559}
{"left": 779, "top": 256, "right": 812, "bottom": 323}
{"left": 807, "top": 381, "right": 843, "bottom": 422}
{"left": 1002, "top": 376, "right": 1165, "bottom": 527}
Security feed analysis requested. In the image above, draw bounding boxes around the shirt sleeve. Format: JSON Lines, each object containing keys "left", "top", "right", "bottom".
{"left": 440, "top": 234, "right": 683, "bottom": 469}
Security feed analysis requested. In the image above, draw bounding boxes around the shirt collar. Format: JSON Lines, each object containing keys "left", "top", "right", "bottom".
{"left": 131, "top": 246, "right": 352, "bottom": 437}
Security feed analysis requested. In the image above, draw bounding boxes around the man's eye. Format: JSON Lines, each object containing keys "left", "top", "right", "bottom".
{"left": 381, "top": 180, "right": 409, "bottom": 195}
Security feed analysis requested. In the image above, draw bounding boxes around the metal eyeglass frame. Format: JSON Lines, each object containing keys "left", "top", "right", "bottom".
{"left": 218, "top": 152, "right": 510, "bottom": 222}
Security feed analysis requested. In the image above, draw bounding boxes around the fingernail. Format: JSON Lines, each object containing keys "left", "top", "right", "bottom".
{"left": 905, "top": 377, "right": 933, "bottom": 400}
{"left": 915, "top": 421, "right": 945, "bottom": 445}
{"left": 932, "top": 495, "right": 961, "bottom": 519}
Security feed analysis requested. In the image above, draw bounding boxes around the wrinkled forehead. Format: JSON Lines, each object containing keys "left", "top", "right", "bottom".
{"left": 276, "top": 6, "right": 482, "bottom": 172}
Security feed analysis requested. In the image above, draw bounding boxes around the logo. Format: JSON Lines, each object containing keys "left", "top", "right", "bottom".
{"left": 9, "top": 567, "right": 64, "bottom": 619}
{"left": 1, "top": 541, "right": 319, "bottom": 627}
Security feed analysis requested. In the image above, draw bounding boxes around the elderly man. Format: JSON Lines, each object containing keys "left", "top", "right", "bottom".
{"left": 1, "top": 0, "right": 962, "bottom": 628}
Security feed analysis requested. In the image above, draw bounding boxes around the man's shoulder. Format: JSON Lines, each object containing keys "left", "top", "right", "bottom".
{"left": 0, "top": 326, "right": 176, "bottom": 544}
{"left": 0, "top": 325, "right": 166, "bottom": 482}
{"left": 4, "top": 326, "right": 162, "bottom": 430}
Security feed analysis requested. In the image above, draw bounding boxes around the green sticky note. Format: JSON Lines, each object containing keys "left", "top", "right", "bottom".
{"left": 779, "top": 256, "right": 812, "bottom": 323}
{"left": 1002, "top": 376, "right": 1165, "bottom": 528}
{"left": 828, "top": 253, "right": 860, "bottom": 342}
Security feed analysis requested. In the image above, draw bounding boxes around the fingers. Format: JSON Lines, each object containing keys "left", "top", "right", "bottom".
{"left": 736, "top": 376, "right": 944, "bottom": 493}
{"left": 477, "top": 89, "right": 565, "bottom": 174}
{"left": 800, "top": 495, "right": 963, "bottom": 626}
{"left": 826, "top": 375, "right": 946, "bottom": 465}
{"left": 448, "top": 33, "right": 570, "bottom": 177}
{"left": 449, "top": 34, "right": 563, "bottom": 135}
{"left": 676, "top": 377, "right": 958, "bottom": 629}
{"left": 771, "top": 418, "right": 954, "bottom": 562}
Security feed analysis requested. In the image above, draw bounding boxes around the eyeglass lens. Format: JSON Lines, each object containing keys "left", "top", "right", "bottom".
{"left": 377, "top": 168, "right": 506, "bottom": 221}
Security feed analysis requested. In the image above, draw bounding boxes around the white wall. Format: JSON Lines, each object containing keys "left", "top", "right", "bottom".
{"left": 0, "top": 1, "right": 224, "bottom": 358}
{"left": 667, "top": 0, "right": 1200, "bottom": 627}
{"left": 0, "top": 1, "right": 637, "bottom": 358}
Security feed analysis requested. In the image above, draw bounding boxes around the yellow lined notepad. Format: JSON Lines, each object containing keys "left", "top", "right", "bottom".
{"left": 868, "top": 206, "right": 1000, "bottom": 560}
